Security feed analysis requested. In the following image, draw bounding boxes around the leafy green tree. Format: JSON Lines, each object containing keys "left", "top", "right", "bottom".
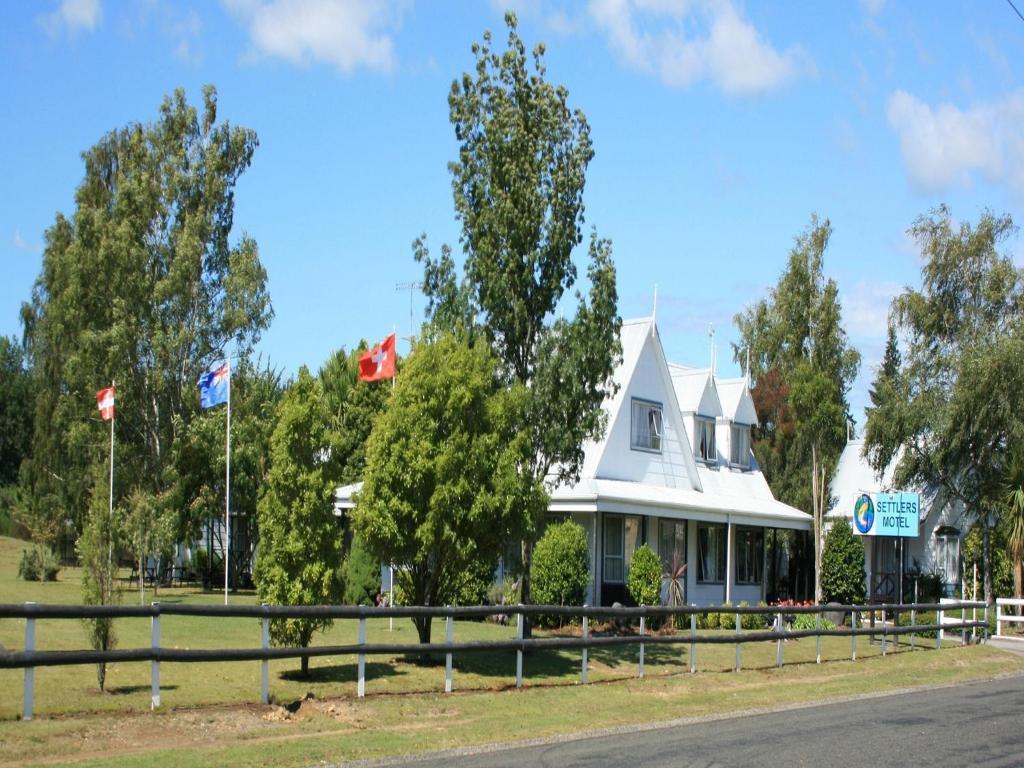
{"left": 21, "top": 85, "right": 272, "bottom": 543}
{"left": 627, "top": 544, "right": 662, "bottom": 607}
{"left": 862, "top": 324, "right": 903, "bottom": 475}
{"left": 123, "top": 488, "right": 176, "bottom": 604}
{"left": 417, "top": 13, "right": 621, "bottom": 614}
{"left": 77, "top": 480, "right": 120, "bottom": 691}
{"left": 341, "top": 532, "right": 380, "bottom": 606}
{"left": 254, "top": 368, "right": 342, "bottom": 676}
{"left": 821, "top": 519, "right": 865, "bottom": 605}
{"left": 0, "top": 336, "right": 32, "bottom": 486}
{"left": 531, "top": 520, "right": 590, "bottom": 616}
{"left": 734, "top": 215, "right": 860, "bottom": 602}
{"left": 864, "top": 206, "right": 1023, "bottom": 603}
{"left": 354, "top": 334, "right": 531, "bottom": 644}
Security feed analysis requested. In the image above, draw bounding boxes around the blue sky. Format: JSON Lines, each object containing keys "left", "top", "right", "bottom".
{"left": 2, "top": 0, "right": 1022, "bottom": 429}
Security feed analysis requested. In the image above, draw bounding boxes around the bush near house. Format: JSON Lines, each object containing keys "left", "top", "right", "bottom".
{"left": 532, "top": 520, "right": 589, "bottom": 624}
{"left": 627, "top": 545, "right": 661, "bottom": 607}
{"left": 18, "top": 545, "right": 60, "bottom": 581}
{"left": 821, "top": 519, "right": 866, "bottom": 604}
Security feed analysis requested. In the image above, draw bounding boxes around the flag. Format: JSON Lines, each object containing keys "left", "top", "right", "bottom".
{"left": 359, "top": 333, "right": 397, "bottom": 382}
{"left": 199, "top": 360, "right": 230, "bottom": 409}
{"left": 96, "top": 386, "right": 116, "bottom": 421}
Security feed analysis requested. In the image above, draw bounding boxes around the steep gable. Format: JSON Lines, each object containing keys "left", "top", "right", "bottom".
{"left": 589, "top": 319, "right": 702, "bottom": 491}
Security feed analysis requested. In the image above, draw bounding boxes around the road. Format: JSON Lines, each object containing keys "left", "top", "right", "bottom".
{"left": 375, "top": 674, "right": 1024, "bottom": 768}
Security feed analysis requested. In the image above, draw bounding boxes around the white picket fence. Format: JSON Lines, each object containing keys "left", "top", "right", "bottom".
{"left": 996, "top": 598, "right": 1024, "bottom": 639}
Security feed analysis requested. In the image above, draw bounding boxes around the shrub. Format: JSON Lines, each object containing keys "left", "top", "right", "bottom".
{"left": 719, "top": 601, "right": 735, "bottom": 630}
{"left": 18, "top": 545, "right": 60, "bottom": 582}
{"left": 532, "top": 520, "right": 590, "bottom": 617}
{"left": 821, "top": 519, "right": 866, "bottom": 604}
{"left": 342, "top": 533, "right": 381, "bottom": 606}
{"left": 627, "top": 545, "right": 662, "bottom": 607}
{"left": 793, "top": 612, "right": 836, "bottom": 631}
{"left": 449, "top": 557, "right": 495, "bottom": 606}
{"left": 488, "top": 576, "right": 520, "bottom": 606}
{"left": 740, "top": 601, "right": 769, "bottom": 630}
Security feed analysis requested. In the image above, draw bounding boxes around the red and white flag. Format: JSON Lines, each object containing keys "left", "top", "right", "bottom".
{"left": 358, "top": 333, "right": 397, "bottom": 382}
{"left": 96, "top": 386, "right": 116, "bottom": 421}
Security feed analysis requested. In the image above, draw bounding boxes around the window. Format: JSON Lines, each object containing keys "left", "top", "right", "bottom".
{"left": 658, "top": 519, "right": 686, "bottom": 570}
{"left": 735, "top": 527, "right": 763, "bottom": 584}
{"left": 631, "top": 399, "right": 663, "bottom": 452}
{"left": 730, "top": 424, "right": 751, "bottom": 467}
{"left": 935, "top": 528, "right": 960, "bottom": 588}
{"left": 697, "top": 523, "right": 726, "bottom": 583}
{"left": 604, "top": 515, "right": 640, "bottom": 583}
{"left": 695, "top": 417, "right": 716, "bottom": 462}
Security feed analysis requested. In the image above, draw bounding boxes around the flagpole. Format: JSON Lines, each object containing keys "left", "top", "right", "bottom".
{"left": 109, "top": 379, "right": 115, "bottom": 579}
{"left": 224, "top": 360, "right": 232, "bottom": 606}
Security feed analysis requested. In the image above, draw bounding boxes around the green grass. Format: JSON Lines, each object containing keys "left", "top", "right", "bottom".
{"left": 2, "top": 534, "right": 1023, "bottom": 767}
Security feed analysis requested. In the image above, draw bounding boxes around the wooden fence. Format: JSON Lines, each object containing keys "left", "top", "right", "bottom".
{"left": 0, "top": 600, "right": 988, "bottom": 721}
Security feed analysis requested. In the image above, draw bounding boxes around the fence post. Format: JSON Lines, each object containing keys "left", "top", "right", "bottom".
{"left": 910, "top": 603, "right": 916, "bottom": 651}
{"left": 776, "top": 611, "right": 784, "bottom": 667}
{"left": 357, "top": 616, "right": 366, "bottom": 698}
{"left": 445, "top": 608, "right": 453, "bottom": 694}
{"left": 151, "top": 602, "right": 161, "bottom": 710}
{"left": 638, "top": 608, "right": 645, "bottom": 679}
{"left": 881, "top": 608, "right": 887, "bottom": 656}
{"left": 23, "top": 602, "right": 35, "bottom": 721}
{"left": 260, "top": 605, "right": 269, "bottom": 705}
{"left": 961, "top": 603, "right": 966, "bottom": 646}
{"left": 851, "top": 610, "right": 857, "bottom": 661}
{"left": 984, "top": 602, "right": 990, "bottom": 643}
{"left": 515, "top": 605, "right": 524, "bottom": 688}
{"left": 996, "top": 601, "right": 1002, "bottom": 637}
{"left": 581, "top": 606, "right": 589, "bottom": 685}
{"left": 815, "top": 610, "right": 822, "bottom": 665}
{"left": 689, "top": 611, "right": 697, "bottom": 674}
{"left": 735, "top": 611, "right": 741, "bottom": 672}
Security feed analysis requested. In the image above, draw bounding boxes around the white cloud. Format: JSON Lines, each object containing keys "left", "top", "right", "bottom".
{"left": 41, "top": 0, "right": 101, "bottom": 36}
{"left": 860, "top": 0, "right": 886, "bottom": 15}
{"left": 841, "top": 279, "right": 900, "bottom": 342}
{"left": 886, "top": 89, "right": 1024, "bottom": 196}
{"left": 12, "top": 229, "right": 41, "bottom": 254}
{"left": 225, "top": 0, "right": 402, "bottom": 75}
{"left": 588, "top": 0, "right": 810, "bottom": 96}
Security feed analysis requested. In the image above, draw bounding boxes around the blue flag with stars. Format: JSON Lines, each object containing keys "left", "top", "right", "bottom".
{"left": 198, "top": 361, "right": 230, "bottom": 409}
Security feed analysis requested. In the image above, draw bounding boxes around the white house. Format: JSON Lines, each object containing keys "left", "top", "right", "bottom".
{"left": 336, "top": 317, "right": 813, "bottom": 607}
{"left": 826, "top": 439, "right": 969, "bottom": 600}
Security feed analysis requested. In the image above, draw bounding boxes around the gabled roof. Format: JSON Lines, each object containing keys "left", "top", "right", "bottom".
{"left": 669, "top": 365, "right": 722, "bottom": 418}
{"left": 581, "top": 317, "right": 703, "bottom": 492}
{"left": 717, "top": 377, "right": 758, "bottom": 426}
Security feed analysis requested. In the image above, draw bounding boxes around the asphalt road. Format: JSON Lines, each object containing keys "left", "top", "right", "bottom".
{"left": 378, "top": 674, "right": 1024, "bottom": 768}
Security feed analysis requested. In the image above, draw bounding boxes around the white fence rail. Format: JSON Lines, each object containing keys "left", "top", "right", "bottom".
{"left": 996, "top": 598, "right": 1024, "bottom": 638}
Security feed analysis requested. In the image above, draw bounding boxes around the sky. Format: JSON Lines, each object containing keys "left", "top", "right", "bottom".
{"left": 2, "top": 0, "right": 1023, "bottom": 430}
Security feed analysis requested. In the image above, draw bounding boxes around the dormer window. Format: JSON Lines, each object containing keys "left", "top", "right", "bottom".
{"left": 730, "top": 424, "right": 751, "bottom": 468}
{"left": 631, "top": 399, "right": 663, "bottom": 453}
{"left": 695, "top": 417, "right": 716, "bottom": 462}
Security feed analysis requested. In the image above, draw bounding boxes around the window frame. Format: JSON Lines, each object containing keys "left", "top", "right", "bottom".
{"left": 697, "top": 523, "right": 727, "bottom": 584}
{"left": 695, "top": 416, "right": 716, "bottom": 463}
{"left": 734, "top": 526, "right": 763, "bottom": 585}
{"left": 603, "top": 514, "right": 641, "bottom": 584}
{"left": 631, "top": 398, "right": 664, "bottom": 454}
{"left": 730, "top": 423, "right": 751, "bottom": 468}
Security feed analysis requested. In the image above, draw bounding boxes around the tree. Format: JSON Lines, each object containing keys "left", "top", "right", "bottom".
{"left": 77, "top": 478, "right": 119, "bottom": 691}
{"left": 862, "top": 323, "right": 903, "bottom": 476}
{"left": 627, "top": 545, "right": 662, "bottom": 607}
{"left": 821, "top": 519, "right": 866, "bottom": 605}
{"left": 123, "top": 488, "right": 176, "bottom": 604}
{"left": 531, "top": 520, "right": 590, "bottom": 624}
{"left": 341, "top": 532, "right": 380, "bottom": 606}
{"left": 0, "top": 336, "right": 32, "bottom": 486}
{"left": 254, "top": 368, "right": 343, "bottom": 676}
{"left": 417, "top": 13, "right": 621, "bottom": 616}
{"left": 734, "top": 215, "right": 860, "bottom": 602}
{"left": 354, "top": 334, "right": 531, "bottom": 644}
{"left": 864, "top": 206, "right": 1023, "bottom": 603}
{"left": 21, "top": 85, "right": 272, "bottom": 544}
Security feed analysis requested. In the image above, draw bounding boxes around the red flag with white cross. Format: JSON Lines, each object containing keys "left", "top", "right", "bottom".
{"left": 96, "top": 386, "right": 116, "bottom": 421}
{"left": 358, "top": 333, "right": 397, "bottom": 382}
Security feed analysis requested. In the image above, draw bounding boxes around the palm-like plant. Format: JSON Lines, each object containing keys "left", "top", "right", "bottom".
{"left": 1003, "top": 452, "right": 1024, "bottom": 608}
{"left": 663, "top": 554, "right": 687, "bottom": 610}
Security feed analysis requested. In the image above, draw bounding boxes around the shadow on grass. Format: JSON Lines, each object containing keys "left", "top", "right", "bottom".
{"left": 105, "top": 684, "right": 180, "bottom": 695}
{"left": 279, "top": 661, "right": 401, "bottom": 684}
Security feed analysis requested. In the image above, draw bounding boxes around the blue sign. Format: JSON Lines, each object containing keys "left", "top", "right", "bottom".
{"left": 852, "top": 492, "right": 919, "bottom": 537}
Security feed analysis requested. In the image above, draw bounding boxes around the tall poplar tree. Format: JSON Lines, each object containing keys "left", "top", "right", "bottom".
{"left": 21, "top": 86, "right": 272, "bottom": 541}
{"left": 734, "top": 215, "right": 860, "bottom": 603}
{"left": 417, "top": 13, "right": 621, "bottom": 611}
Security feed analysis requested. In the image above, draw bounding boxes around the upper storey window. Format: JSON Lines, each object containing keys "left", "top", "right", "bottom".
{"left": 695, "top": 417, "right": 716, "bottom": 462}
{"left": 730, "top": 424, "right": 751, "bottom": 468}
{"left": 631, "top": 399, "right": 663, "bottom": 453}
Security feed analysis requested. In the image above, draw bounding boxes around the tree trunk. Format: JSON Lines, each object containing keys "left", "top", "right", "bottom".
{"left": 519, "top": 539, "right": 533, "bottom": 639}
{"left": 96, "top": 662, "right": 106, "bottom": 692}
{"left": 1014, "top": 557, "right": 1022, "bottom": 616}
{"left": 139, "top": 555, "right": 145, "bottom": 606}
{"left": 811, "top": 444, "right": 822, "bottom": 604}
{"left": 300, "top": 653, "right": 309, "bottom": 678}
{"left": 982, "top": 518, "right": 993, "bottom": 604}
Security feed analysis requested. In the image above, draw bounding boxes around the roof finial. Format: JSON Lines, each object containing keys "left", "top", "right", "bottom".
{"left": 708, "top": 322, "right": 716, "bottom": 376}
{"left": 651, "top": 283, "right": 658, "bottom": 337}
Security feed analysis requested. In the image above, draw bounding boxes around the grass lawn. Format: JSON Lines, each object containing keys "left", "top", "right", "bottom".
{"left": 2, "top": 534, "right": 1023, "bottom": 767}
